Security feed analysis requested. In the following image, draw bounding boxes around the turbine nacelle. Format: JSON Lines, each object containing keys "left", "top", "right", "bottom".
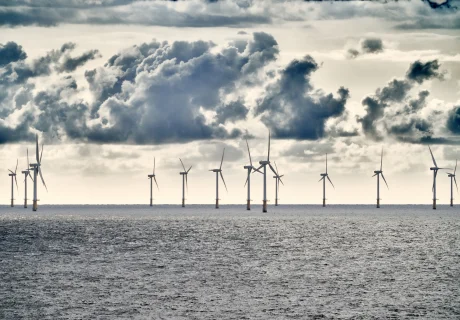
{"left": 430, "top": 167, "right": 438, "bottom": 171}
{"left": 210, "top": 169, "right": 222, "bottom": 173}
{"left": 259, "top": 160, "right": 269, "bottom": 165}
{"left": 148, "top": 174, "right": 155, "bottom": 178}
{"left": 320, "top": 173, "right": 327, "bottom": 177}
{"left": 243, "top": 165, "right": 252, "bottom": 169}
{"left": 374, "top": 170, "right": 382, "bottom": 174}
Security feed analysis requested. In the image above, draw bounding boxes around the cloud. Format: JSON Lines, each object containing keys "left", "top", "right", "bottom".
{"left": 357, "top": 59, "right": 454, "bottom": 144}
{"left": 0, "top": 41, "right": 27, "bottom": 66}
{"left": 346, "top": 37, "right": 384, "bottom": 59}
{"left": 0, "top": 33, "right": 279, "bottom": 145}
{"left": 254, "top": 55, "right": 350, "bottom": 140}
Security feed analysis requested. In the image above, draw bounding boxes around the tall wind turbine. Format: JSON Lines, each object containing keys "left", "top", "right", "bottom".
{"left": 429, "top": 146, "right": 449, "bottom": 210}
{"left": 254, "top": 132, "right": 278, "bottom": 212}
{"left": 21, "top": 149, "right": 34, "bottom": 208}
{"left": 210, "top": 148, "right": 228, "bottom": 209}
{"left": 29, "top": 134, "right": 47, "bottom": 211}
{"left": 319, "top": 154, "right": 334, "bottom": 207}
{"left": 243, "top": 138, "right": 262, "bottom": 210}
{"left": 148, "top": 158, "right": 159, "bottom": 207}
{"left": 447, "top": 159, "right": 457, "bottom": 207}
{"left": 272, "top": 161, "right": 284, "bottom": 206}
{"left": 8, "top": 159, "right": 18, "bottom": 207}
{"left": 373, "top": 148, "right": 389, "bottom": 208}
{"left": 179, "top": 159, "right": 192, "bottom": 207}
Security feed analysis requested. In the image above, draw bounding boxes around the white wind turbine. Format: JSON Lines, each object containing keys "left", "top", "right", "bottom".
{"left": 179, "top": 158, "right": 192, "bottom": 207}
{"left": 447, "top": 159, "right": 457, "bottom": 207}
{"left": 21, "top": 149, "right": 34, "bottom": 208}
{"left": 372, "top": 148, "right": 389, "bottom": 208}
{"left": 319, "top": 153, "right": 334, "bottom": 207}
{"left": 148, "top": 158, "right": 159, "bottom": 207}
{"left": 8, "top": 159, "right": 18, "bottom": 207}
{"left": 210, "top": 148, "right": 228, "bottom": 209}
{"left": 29, "top": 134, "right": 47, "bottom": 211}
{"left": 429, "top": 146, "right": 449, "bottom": 210}
{"left": 243, "top": 138, "right": 262, "bottom": 210}
{"left": 272, "top": 161, "right": 284, "bottom": 206}
{"left": 254, "top": 131, "right": 278, "bottom": 212}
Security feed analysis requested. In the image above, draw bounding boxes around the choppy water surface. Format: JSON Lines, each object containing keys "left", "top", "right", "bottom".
{"left": 1, "top": 205, "right": 459, "bottom": 319}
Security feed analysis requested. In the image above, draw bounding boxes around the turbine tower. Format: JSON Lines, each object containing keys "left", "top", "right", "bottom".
{"left": 210, "top": 148, "right": 228, "bottom": 209}
{"left": 447, "top": 159, "right": 458, "bottom": 207}
{"left": 243, "top": 139, "right": 262, "bottom": 210}
{"left": 179, "top": 159, "right": 192, "bottom": 207}
{"left": 272, "top": 161, "right": 284, "bottom": 206}
{"left": 319, "top": 154, "right": 334, "bottom": 207}
{"left": 29, "top": 134, "right": 47, "bottom": 211}
{"left": 8, "top": 159, "right": 18, "bottom": 207}
{"left": 148, "top": 158, "right": 159, "bottom": 207}
{"left": 372, "top": 148, "right": 389, "bottom": 208}
{"left": 21, "top": 149, "right": 34, "bottom": 208}
{"left": 254, "top": 132, "right": 278, "bottom": 212}
{"left": 428, "top": 146, "right": 449, "bottom": 210}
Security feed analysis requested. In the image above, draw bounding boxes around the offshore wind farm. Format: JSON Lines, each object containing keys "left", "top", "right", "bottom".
{"left": 1, "top": 0, "right": 460, "bottom": 318}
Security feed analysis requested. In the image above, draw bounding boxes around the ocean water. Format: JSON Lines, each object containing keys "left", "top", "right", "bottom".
{"left": 0, "top": 205, "right": 459, "bottom": 319}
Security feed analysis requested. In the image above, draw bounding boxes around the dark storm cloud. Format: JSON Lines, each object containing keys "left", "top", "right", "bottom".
{"left": 0, "top": 42, "right": 27, "bottom": 66}
{"left": 346, "top": 37, "right": 384, "bottom": 59}
{"left": 446, "top": 105, "right": 460, "bottom": 134}
{"left": 0, "top": 32, "right": 279, "bottom": 144}
{"left": 254, "top": 55, "right": 350, "bottom": 140}
{"left": 406, "top": 60, "right": 444, "bottom": 84}
{"left": 357, "top": 59, "right": 451, "bottom": 144}
{"left": 58, "top": 49, "right": 100, "bottom": 72}
{"left": 422, "top": 0, "right": 457, "bottom": 10}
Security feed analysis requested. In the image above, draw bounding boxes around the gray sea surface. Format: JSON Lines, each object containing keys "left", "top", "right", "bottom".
{"left": 0, "top": 205, "right": 459, "bottom": 319}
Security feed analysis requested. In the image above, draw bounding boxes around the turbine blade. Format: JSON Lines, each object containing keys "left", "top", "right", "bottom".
{"left": 8, "top": 169, "right": 14, "bottom": 174}
{"left": 220, "top": 148, "right": 225, "bottom": 170}
{"left": 455, "top": 176, "right": 458, "bottom": 193}
{"left": 268, "top": 163, "right": 277, "bottom": 176}
{"left": 187, "top": 165, "right": 192, "bottom": 173}
{"left": 428, "top": 146, "right": 437, "bottom": 167}
{"left": 246, "top": 138, "right": 252, "bottom": 167}
{"left": 29, "top": 171, "right": 34, "bottom": 182}
{"left": 185, "top": 174, "right": 188, "bottom": 193}
{"left": 27, "top": 148, "right": 30, "bottom": 169}
{"left": 274, "top": 161, "right": 279, "bottom": 175}
{"left": 372, "top": 173, "right": 378, "bottom": 177}
{"left": 15, "top": 159, "right": 18, "bottom": 174}
{"left": 153, "top": 176, "right": 159, "bottom": 190}
{"left": 252, "top": 164, "right": 264, "bottom": 174}
{"left": 326, "top": 153, "right": 328, "bottom": 174}
{"left": 381, "top": 173, "right": 389, "bottom": 190}
{"left": 380, "top": 147, "right": 383, "bottom": 171}
{"left": 318, "top": 176, "right": 325, "bottom": 183}
{"left": 153, "top": 157, "right": 156, "bottom": 175}
{"left": 14, "top": 175, "right": 18, "bottom": 190}
{"left": 327, "top": 175, "right": 335, "bottom": 189}
{"left": 38, "top": 166, "right": 47, "bottom": 191}
{"left": 455, "top": 159, "right": 457, "bottom": 175}
{"left": 433, "top": 170, "right": 437, "bottom": 191}
{"left": 40, "top": 144, "right": 43, "bottom": 163}
{"left": 251, "top": 166, "right": 263, "bottom": 174}
{"left": 179, "top": 158, "right": 186, "bottom": 172}
{"left": 244, "top": 176, "right": 249, "bottom": 187}
{"left": 268, "top": 131, "right": 271, "bottom": 161}
{"left": 35, "top": 134, "right": 39, "bottom": 163}
{"left": 220, "top": 171, "right": 228, "bottom": 192}
{"left": 279, "top": 177, "right": 284, "bottom": 186}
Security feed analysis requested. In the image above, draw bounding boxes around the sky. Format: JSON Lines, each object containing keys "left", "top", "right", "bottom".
{"left": 1, "top": 0, "right": 460, "bottom": 205}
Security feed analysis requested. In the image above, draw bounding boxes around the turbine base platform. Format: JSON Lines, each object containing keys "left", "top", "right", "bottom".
{"left": 450, "top": 199, "right": 453, "bottom": 207}
{"left": 377, "top": 199, "right": 380, "bottom": 208}
{"left": 215, "top": 199, "right": 219, "bottom": 209}
{"left": 262, "top": 200, "right": 267, "bottom": 213}
{"left": 433, "top": 199, "right": 436, "bottom": 210}
{"left": 11, "top": 199, "right": 14, "bottom": 207}
{"left": 24, "top": 200, "right": 27, "bottom": 208}
{"left": 32, "top": 200, "right": 38, "bottom": 211}
{"left": 181, "top": 199, "right": 185, "bottom": 208}
{"left": 322, "top": 199, "right": 326, "bottom": 207}
{"left": 246, "top": 200, "right": 250, "bottom": 210}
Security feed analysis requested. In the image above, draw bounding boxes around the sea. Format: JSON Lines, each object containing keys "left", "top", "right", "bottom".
{"left": 0, "top": 205, "right": 459, "bottom": 319}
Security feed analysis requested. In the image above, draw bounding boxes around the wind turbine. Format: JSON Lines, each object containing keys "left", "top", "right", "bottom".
{"left": 272, "top": 161, "right": 284, "bottom": 206}
{"left": 373, "top": 148, "right": 389, "bottom": 208}
{"left": 21, "top": 149, "right": 34, "bottom": 208}
{"left": 243, "top": 139, "right": 262, "bottom": 210}
{"left": 8, "top": 159, "right": 18, "bottom": 207}
{"left": 179, "top": 158, "right": 192, "bottom": 207}
{"left": 148, "top": 158, "right": 159, "bottom": 207}
{"left": 319, "top": 154, "right": 334, "bottom": 207}
{"left": 29, "top": 134, "right": 47, "bottom": 211}
{"left": 254, "top": 131, "right": 278, "bottom": 212}
{"left": 210, "top": 148, "right": 228, "bottom": 209}
{"left": 447, "top": 159, "right": 457, "bottom": 207}
{"left": 428, "top": 146, "right": 449, "bottom": 210}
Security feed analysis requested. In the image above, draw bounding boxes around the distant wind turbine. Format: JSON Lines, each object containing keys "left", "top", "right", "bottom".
{"left": 272, "top": 161, "right": 284, "bottom": 206}
{"left": 373, "top": 148, "right": 389, "bottom": 208}
{"left": 254, "top": 131, "right": 278, "bottom": 212}
{"left": 148, "top": 158, "right": 159, "bottom": 207}
{"left": 30, "top": 134, "right": 47, "bottom": 211}
{"left": 210, "top": 148, "right": 227, "bottom": 209}
{"left": 179, "top": 158, "right": 192, "bottom": 207}
{"left": 244, "top": 138, "right": 262, "bottom": 210}
{"left": 8, "top": 159, "right": 18, "bottom": 207}
{"left": 319, "top": 154, "right": 334, "bottom": 207}
{"left": 447, "top": 159, "right": 458, "bottom": 207}
{"left": 429, "top": 146, "right": 449, "bottom": 210}
{"left": 21, "top": 149, "right": 34, "bottom": 208}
